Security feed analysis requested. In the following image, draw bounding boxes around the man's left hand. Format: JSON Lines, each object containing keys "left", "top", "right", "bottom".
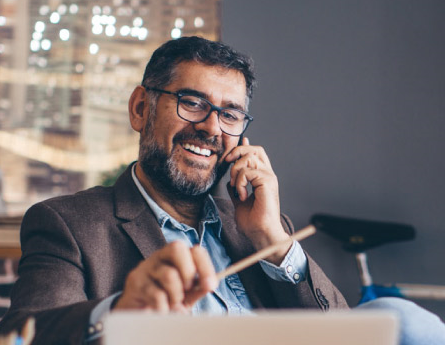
{"left": 225, "top": 137, "right": 291, "bottom": 265}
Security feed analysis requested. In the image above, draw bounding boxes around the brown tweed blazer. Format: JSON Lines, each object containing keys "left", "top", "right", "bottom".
{"left": 0, "top": 165, "right": 348, "bottom": 344}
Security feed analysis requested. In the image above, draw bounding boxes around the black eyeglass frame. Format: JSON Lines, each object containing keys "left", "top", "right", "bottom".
{"left": 145, "top": 86, "right": 253, "bottom": 136}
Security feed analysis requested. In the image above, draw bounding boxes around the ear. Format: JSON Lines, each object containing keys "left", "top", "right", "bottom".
{"left": 128, "top": 86, "right": 149, "bottom": 133}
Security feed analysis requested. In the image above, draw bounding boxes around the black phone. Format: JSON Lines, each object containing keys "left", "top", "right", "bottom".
{"left": 232, "top": 134, "right": 244, "bottom": 198}
{"left": 237, "top": 133, "right": 244, "bottom": 146}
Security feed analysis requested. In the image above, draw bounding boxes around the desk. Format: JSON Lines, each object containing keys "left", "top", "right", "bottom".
{"left": 0, "top": 216, "right": 22, "bottom": 259}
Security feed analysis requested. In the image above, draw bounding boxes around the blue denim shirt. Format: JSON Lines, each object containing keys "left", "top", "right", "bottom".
{"left": 87, "top": 165, "right": 308, "bottom": 340}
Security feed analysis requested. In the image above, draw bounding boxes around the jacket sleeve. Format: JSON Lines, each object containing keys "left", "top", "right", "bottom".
{"left": 266, "top": 214, "right": 349, "bottom": 311}
{"left": 0, "top": 202, "right": 101, "bottom": 344}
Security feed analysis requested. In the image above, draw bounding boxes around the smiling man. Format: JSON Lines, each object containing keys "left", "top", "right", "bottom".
{"left": 1, "top": 37, "right": 442, "bottom": 345}
{"left": 109, "top": 38, "right": 339, "bottom": 314}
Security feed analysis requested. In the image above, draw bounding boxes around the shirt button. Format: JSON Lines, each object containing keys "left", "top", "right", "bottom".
{"left": 293, "top": 273, "right": 300, "bottom": 281}
{"left": 88, "top": 326, "right": 95, "bottom": 335}
{"left": 96, "top": 322, "right": 103, "bottom": 332}
{"left": 286, "top": 265, "right": 293, "bottom": 273}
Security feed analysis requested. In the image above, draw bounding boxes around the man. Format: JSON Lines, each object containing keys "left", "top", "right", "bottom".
{"left": 0, "top": 36, "right": 443, "bottom": 345}
{"left": 0, "top": 36, "right": 346, "bottom": 344}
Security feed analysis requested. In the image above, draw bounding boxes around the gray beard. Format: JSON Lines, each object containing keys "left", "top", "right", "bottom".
{"left": 138, "top": 130, "right": 229, "bottom": 198}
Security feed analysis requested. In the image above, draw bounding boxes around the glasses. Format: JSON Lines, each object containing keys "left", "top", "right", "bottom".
{"left": 145, "top": 87, "right": 253, "bottom": 136}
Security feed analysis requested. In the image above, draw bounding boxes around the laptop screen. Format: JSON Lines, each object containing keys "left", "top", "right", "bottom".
{"left": 104, "top": 310, "right": 399, "bottom": 345}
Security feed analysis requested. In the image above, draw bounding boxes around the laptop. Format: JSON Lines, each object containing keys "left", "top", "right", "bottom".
{"left": 104, "top": 310, "right": 399, "bottom": 345}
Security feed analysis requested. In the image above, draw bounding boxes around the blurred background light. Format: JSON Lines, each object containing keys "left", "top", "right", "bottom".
{"left": 30, "top": 40, "right": 40, "bottom": 52}
{"left": 89, "top": 43, "right": 99, "bottom": 55}
{"left": 107, "top": 16, "right": 117, "bottom": 25}
{"left": 75, "top": 63, "right": 84, "bottom": 73}
{"left": 41, "top": 39, "right": 52, "bottom": 51}
{"left": 130, "top": 27, "right": 139, "bottom": 37}
{"left": 58, "top": 4, "right": 67, "bottom": 15}
{"left": 100, "top": 15, "right": 108, "bottom": 25}
{"left": 92, "top": 25, "right": 103, "bottom": 35}
{"left": 133, "top": 17, "right": 143, "bottom": 27}
{"left": 50, "top": 12, "right": 61, "bottom": 24}
{"left": 92, "top": 15, "right": 101, "bottom": 26}
{"left": 171, "top": 28, "right": 181, "bottom": 39}
{"left": 59, "top": 29, "right": 70, "bottom": 41}
{"left": 37, "top": 57, "right": 47, "bottom": 68}
{"left": 69, "top": 4, "right": 79, "bottom": 14}
{"left": 105, "top": 25, "right": 116, "bottom": 37}
{"left": 103, "top": 6, "right": 112, "bottom": 15}
{"left": 92, "top": 6, "right": 101, "bottom": 15}
{"left": 35, "top": 21, "right": 45, "bottom": 32}
{"left": 120, "top": 25, "right": 130, "bottom": 36}
{"left": 39, "top": 6, "right": 50, "bottom": 16}
{"left": 138, "top": 27, "right": 148, "bottom": 40}
{"left": 194, "top": 17, "right": 204, "bottom": 28}
{"left": 175, "top": 18, "right": 184, "bottom": 28}
{"left": 33, "top": 32, "right": 43, "bottom": 40}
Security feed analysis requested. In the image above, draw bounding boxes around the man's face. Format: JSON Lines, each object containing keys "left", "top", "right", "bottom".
{"left": 139, "top": 61, "right": 247, "bottom": 197}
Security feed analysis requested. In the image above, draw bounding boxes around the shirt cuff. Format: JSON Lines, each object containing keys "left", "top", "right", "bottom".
{"left": 259, "top": 240, "right": 308, "bottom": 284}
{"left": 86, "top": 292, "right": 122, "bottom": 342}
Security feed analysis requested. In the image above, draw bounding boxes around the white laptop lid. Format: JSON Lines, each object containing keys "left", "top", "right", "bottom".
{"left": 104, "top": 310, "right": 399, "bottom": 345}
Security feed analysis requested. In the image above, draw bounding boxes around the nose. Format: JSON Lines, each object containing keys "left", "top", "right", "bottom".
{"left": 192, "top": 110, "right": 222, "bottom": 137}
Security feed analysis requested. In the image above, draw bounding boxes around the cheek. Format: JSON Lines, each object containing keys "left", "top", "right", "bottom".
{"left": 220, "top": 137, "right": 239, "bottom": 160}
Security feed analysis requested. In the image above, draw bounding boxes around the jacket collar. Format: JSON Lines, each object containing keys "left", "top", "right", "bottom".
{"left": 113, "top": 163, "right": 166, "bottom": 258}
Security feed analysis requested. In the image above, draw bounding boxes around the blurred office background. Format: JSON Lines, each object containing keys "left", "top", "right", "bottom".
{"left": 0, "top": 0, "right": 221, "bottom": 317}
{"left": 1, "top": 0, "right": 445, "bottom": 319}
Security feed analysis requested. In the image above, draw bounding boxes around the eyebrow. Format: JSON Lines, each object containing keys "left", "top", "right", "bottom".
{"left": 176, "top": 88, "right": 246, "bottom": 112}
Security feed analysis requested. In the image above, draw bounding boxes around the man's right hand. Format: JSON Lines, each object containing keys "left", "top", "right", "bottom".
{"left": 113, "top": 241, "right": 218, "bottom": 313}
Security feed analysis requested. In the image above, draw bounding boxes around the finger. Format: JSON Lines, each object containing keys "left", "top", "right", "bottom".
{"left": 144, "top": 281, "right": 170, "bottom": 313}
{"left": 149, "top": 264, "right": 185, "bottom": 306}
{"left": 225, "top": 145, "right": 272, "bottom": 169}
{"left": 191, "top": 246, "right": 217, "bottom": 291}
{"left": 232, "top": 167, "right": 253, "bottom": 201}
{"left": 243, "top": 136, "right": 250, "bottom": 145}
{"left": 184, "top": 246, "right": 217, "bottom": 306}
{"left": 156, "top": 241, "right": 197, "bottom": 290}
{"left": 116, "top": 268, "right": 156, "bottom": 309}
{"left": 229, "top": 153, "right": 264, "bottom": 186}
{"left": 233, "top": 167, "right": 276, "bottom": 202}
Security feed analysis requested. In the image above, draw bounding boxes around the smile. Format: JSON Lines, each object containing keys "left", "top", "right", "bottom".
{"left": 181, "top": 143, "right": 212, "bottom": 157}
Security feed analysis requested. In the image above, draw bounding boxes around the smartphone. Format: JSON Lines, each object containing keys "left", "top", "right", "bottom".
{"left": 237, "top": 133, "right": 244, "bottom": 146}
{"left": 232, "top": 134, "right": 244, "bottom": 198}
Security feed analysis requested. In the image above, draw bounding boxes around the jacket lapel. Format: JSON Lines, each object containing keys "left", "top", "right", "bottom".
{"left": 113, "top": 163, "right": 166, "bottom": 258}
{"left": 215, "top": 198, "right": 276, "bottom": 309}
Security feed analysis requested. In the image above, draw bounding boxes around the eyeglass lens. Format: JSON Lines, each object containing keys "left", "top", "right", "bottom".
{"left": 177, "top": 95, "right": 248, "bottom": 136}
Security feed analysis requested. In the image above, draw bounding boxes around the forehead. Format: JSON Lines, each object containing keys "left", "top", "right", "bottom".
{"left": 169, "top": 61, "right": 247, "bottom": 107}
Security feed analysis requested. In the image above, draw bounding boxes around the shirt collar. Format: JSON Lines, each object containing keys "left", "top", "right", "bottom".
{"left": 131, "top": 164, "right": 222, "bottom": 237}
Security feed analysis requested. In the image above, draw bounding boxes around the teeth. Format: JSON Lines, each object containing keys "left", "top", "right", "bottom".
{"left": 182, "top": 143, "right": 211, "bottom": 157}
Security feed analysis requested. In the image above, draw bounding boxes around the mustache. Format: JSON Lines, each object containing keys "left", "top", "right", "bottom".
{"left": 172, "top": 130, "right": 224, "bottom": 157}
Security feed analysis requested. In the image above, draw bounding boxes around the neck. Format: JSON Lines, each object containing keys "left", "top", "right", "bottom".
{"left": 135, "top": 163, "right": 205, "bottom": 229}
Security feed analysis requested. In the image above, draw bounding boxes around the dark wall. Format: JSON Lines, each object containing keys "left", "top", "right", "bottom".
{"left": 221, "top": 0, "right": 445, "bottom": 317}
